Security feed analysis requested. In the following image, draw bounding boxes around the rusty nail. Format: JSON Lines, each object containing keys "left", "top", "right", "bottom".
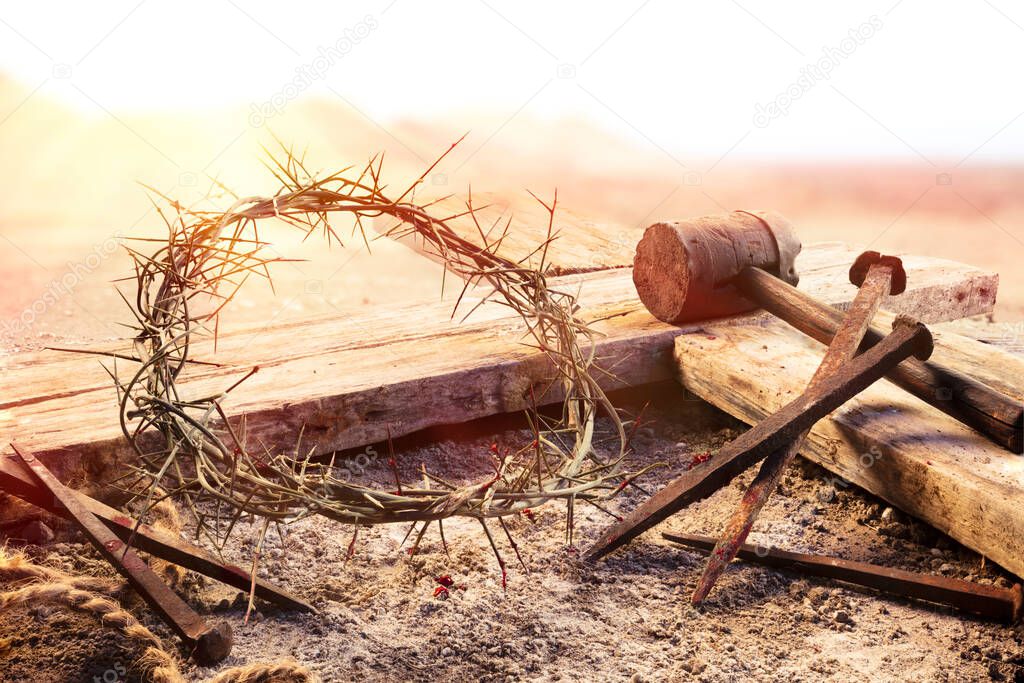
{"left": 692, "top": 255, "right": 902, "bottom": 604}
{"left": 665, "top": 531, "right": 1023, "bottom": 624}
{"left": 0, "top": 450, "right": 313, "bottom": 613}
{"left": 585, "top": 315, "right": 932, "bottom": 562}
{"left": 10, "top": 443, "right": 233, "bottom": 664}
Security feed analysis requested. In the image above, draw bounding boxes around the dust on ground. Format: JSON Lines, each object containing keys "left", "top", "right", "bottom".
{"left": 3, "top": 382, "right": 1022, "bottom": 683}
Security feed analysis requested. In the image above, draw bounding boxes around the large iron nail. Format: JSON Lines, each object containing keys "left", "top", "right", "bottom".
{"left": 10, "top": 443, "right": 233, "bottom": 665}
{"left": 692, "top": 255, "right": 901, "bottom": 604}
{"left": 735, "top": 265, "right": 1022, "bottom": 452}
{"left": 585, "top": 316, "right": 932, "bottom": 562}
{"left": 0, "top": 450, "right": 313, "bottom": 613}
{"left": 665, "top": 531, "right": 1023, "bottom": 623}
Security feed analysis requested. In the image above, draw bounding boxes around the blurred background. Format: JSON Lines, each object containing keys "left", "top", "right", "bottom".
{"left": 1, "top": 0, "right": 1022, "bottom": 350}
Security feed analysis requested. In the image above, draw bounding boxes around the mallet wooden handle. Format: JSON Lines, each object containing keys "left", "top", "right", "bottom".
{"left": 736, "top": 266, "right": 1023, "bottom": 453}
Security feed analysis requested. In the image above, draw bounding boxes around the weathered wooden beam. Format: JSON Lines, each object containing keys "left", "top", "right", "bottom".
{"left": 0, "top": 243, "right": 998, "bottom": 491}
{"left": 673, "top": 319, "right": 1024, "bottom": 579}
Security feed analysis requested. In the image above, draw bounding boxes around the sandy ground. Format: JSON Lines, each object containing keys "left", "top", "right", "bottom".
{"left": 2, "top": 383, "right": 1022, "bottom": 682}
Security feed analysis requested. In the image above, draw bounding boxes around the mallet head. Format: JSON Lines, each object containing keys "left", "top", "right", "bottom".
{"left": 632, "top": 210, "right": 801, "bottom": 323}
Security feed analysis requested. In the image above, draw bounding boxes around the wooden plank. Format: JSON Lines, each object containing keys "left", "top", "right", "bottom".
{"left": 0, "top": 242, "right": 998, "bottom": 489}
{"left": 673, "top": 319, "right": 1024, "bottom": 579}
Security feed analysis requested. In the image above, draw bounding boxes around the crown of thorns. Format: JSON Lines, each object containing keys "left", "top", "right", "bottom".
{"left": 109, "top": 139, "right": 649, "bottom": 572}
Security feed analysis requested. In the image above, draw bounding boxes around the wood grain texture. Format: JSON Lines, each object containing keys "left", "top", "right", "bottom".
{"left": 0, "top": 238, "right": 999, "bottom": 493}
{"left": 673, "top": 320, "right": 1024, "bottom": 579}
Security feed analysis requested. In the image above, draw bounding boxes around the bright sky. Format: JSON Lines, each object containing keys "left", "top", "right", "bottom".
{"left": 1, "top": 0, "right": 1022, "bottom": 161}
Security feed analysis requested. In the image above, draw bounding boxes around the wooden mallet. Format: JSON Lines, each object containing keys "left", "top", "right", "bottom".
{"left": 586, "top": 211, "right": 1021, "bottom": 563}
{"left": 632, "top": 211, "right": 1020, "bottom": 453}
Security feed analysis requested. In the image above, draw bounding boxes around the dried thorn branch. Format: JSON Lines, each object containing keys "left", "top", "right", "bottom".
{"left": 109, "top": 137, "right": 634, "bottom": 579}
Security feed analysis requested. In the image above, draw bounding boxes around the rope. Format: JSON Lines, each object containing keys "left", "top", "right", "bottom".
{"left": 0, "top": 546, "right": 319, "bottom": 682}
{"left": 0, "top": 582, "right": 184, "bottom": 683}
{"left": 209, "top": 660, "right": 320, "bottom": 683}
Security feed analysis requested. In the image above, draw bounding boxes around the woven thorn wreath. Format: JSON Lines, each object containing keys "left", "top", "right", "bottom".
{"left": 102, "top": 137, "right": 655, "bottom": 583}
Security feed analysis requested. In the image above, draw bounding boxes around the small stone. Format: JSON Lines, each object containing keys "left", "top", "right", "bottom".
{"left": 930, "top": 548, "right": 944, "bottom": 557}
{"left": 724, "top": 643, "right": 736, "bottom": 652}
{"left": 938, "top": 563, "right": 954, "bottom": 574}
{"left": 682, "top": 658, "right": 706, "bottom": 675}
{"left": 880, "top": 507, "right": 894, "bottom": 522}
{"left": 834, "top": 610, "right": 852, "bottom": 624}
{"left": 441, "top": 647, "right": 453, "bottom": 657}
